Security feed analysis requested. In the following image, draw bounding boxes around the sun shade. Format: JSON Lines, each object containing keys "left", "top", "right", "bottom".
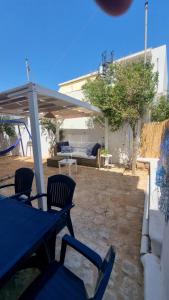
{"left": 0, "top": 83, "right": 101, "bottom": 118}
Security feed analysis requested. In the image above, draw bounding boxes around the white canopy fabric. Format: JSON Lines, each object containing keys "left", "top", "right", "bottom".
{"left": 0, "top": 83, "right": 101, "bottom": 210}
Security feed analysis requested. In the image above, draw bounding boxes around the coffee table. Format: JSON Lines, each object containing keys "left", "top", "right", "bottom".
{"left": 58, "top": 158, "right": 77, "bottom": 176}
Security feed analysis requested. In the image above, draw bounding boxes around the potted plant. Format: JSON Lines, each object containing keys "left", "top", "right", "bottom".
{"left": 100, "top": 148, "right": 110, "bottom": 166}
{"left": 100, "top": 148, "right": 109, "bottom": 156}
{"left": 40, "top": 118, "right": 64, "bottom": 157}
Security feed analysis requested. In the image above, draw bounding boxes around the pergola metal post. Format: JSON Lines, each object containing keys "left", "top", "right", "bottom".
{"left": 28, "top": 84, "right": 46, "bottom": 210}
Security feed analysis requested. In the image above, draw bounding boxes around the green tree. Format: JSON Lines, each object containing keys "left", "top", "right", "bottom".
{"left": 83, "top": 60, "right": 158, "bottom": 174}
{"left": 0, "top": 116, "right": 16, "bottom": 138}
{"left": 40, "top": 118, "right": 64, "bottom": 156}
{"left": 151, "top": 95, "right": 169, "bottom": 122}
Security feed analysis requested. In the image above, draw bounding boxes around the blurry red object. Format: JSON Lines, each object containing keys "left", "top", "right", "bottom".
{"left": 95, "top": 0, "right": 133, "bottom": 16}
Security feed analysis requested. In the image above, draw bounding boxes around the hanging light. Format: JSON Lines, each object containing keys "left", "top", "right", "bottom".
{"left": 95, "top": 0, "right": 133, "bottom": 16}
{"left": 44, "top": 112, "right": 56, "bottom": 119}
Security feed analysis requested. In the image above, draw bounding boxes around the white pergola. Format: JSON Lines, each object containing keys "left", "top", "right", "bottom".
{"left": 0, "top": 82, "right": 102, "bottom": 210}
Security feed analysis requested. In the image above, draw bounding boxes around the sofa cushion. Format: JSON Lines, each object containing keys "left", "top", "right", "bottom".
{"left": 91, "top": 143, "right": 101, "bottom": 157}
{"left": 61, "top": 146, "right": 73, "bottom": 153}
{"left": 57, "top": 152, "right": 96, "bottom": 160}
{"left": 86, "top": 146, "right": 93, "bottom": 156}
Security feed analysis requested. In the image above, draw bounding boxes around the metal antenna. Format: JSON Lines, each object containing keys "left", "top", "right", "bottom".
{"left": 25, "top": 58, "right": 31, "bottom": 82}
{"left": 99, "top": 50, "right": 114, "bottom": 77}
{"left": 110, "top": 51, "right": 114, "bottom": 63}
{"left": 102, "top": 51, "right": 107, "bottom": 65}
{"left": 144, "top": 1, "right": 148, "bottom": 63}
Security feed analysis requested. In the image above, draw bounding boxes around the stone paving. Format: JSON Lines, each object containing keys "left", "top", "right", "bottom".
{"left": 0, "top": 157, "right": 147, "bottom": 300}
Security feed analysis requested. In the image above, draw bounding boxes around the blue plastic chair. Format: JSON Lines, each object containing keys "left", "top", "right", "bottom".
{"left": 30, "top": 174, "right": 76, "bottom": 237}
{"left": 0, "top": 168, "right": 34, "bottom": 200}
{"left": 19, "top": 234, "right": 115, "bottom": 300}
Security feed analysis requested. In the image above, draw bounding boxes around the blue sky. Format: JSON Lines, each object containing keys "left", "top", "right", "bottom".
{"left": 0, "top": 0, "right": 168, "bottom": 91}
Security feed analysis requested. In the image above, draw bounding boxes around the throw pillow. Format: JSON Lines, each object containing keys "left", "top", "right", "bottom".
{"left": 91, "top": 143, "right": 101, "bottom": 156}
{"left": 57, "top": 141, "right": 69, "bottom": 152}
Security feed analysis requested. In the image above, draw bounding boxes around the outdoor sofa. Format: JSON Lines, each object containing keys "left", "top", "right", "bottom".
{"left": 47, "top": 141, "right": 101, "bottom": 168}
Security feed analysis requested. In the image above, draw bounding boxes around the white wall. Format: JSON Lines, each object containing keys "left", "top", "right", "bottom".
{"left": 161, "top": 221, "right": 169, "bottom": 300}
{"left": 108, "top": 125, "right": 132, "bottom": 164}
{"left": 63, "top": 127, "right": 104, "bottom": 148}
{"left": 139, "top": 158, "right": 169, "bottom": 300}
{"left": 57, "top": 45, "right": 168, "bottom": 165}
{"left": 61, "top": 124, "right": 132, "bottom": 165}
{"left": 14, "top": 118, "right": 132, "bottom": 164}
{"left": 151, "top": 45, "right": 168, "bottom": 96}
{"left": 62, "top": 117, "right": 89, "bottom": 130}
{"left": 14, "top": 119, "right": 51, "bottom": 158}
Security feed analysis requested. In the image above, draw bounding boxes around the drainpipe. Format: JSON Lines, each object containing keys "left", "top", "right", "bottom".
{"left": 140, "top": 160, "right": 151, "bottom": 258}
{"left": 105, "top": 117, "right": 109, "bottom": 150}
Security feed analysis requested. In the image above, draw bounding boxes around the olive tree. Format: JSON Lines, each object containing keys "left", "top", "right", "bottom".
{"left": 0, "top": 116, "right": 16, "bottom": 137}
{"left": 40, "top": 118, "right": 64, "bottom": 156}
{"left": 151, "top": 95, "right": 169, "bottom": 122}
{"left": 83, "top": 60, "right": 158, "bottom": 174}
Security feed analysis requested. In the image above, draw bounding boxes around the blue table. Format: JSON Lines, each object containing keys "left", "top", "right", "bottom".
{"left": 0, "top": 197, "right": 65, "bottom": 287}
{"left": 0, "top": 194, "right": 8, "bottom": 201}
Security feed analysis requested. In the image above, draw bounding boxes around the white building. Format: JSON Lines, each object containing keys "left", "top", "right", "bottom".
{"left": 57, "top": 45, "right": 168, "bottom": 163}
{"left": 59, "top": 45, "right": 168, "bottom": 100}
{"left": 7, "top": 45, "right": 168, "bottom": 161}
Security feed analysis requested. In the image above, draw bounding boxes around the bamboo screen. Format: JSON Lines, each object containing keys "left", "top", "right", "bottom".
{"left": 140, "top": 120, "right": 169, "bottom": 158}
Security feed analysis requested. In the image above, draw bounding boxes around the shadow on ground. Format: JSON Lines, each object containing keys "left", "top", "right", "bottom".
{"left": 0, "top": 156, "right": 147, "bottom": 300}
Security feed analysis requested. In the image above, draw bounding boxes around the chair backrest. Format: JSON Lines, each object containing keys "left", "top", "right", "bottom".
{"left": 15, "top": 168, "right": 34, "bottom": 197}
{"left": 93, "top": 246, "right": 115, "bottom": 300}
{"left": 47, "top": 174, "right": 76, "bottom": 210}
